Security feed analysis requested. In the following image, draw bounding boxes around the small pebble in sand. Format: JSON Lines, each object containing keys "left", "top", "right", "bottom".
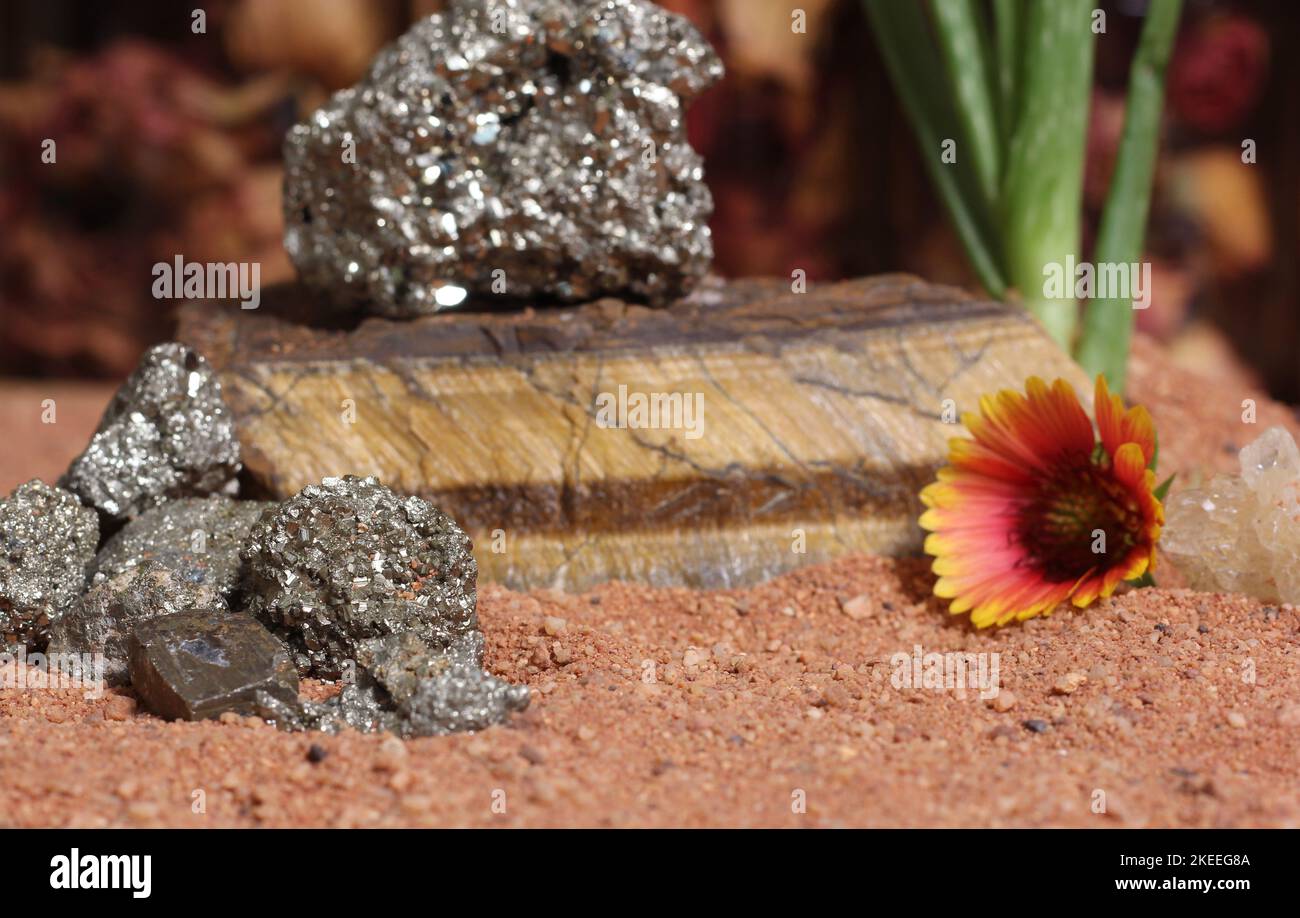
{"left": 1276, "top": 705, "right": 1300, "bottom": 727}
{"left": 1226, "top": 711, "right": 1248, "bottom": 729}
{"left": 103, "top": 694, "right": 136, "bottom": 721}
{"left": 376, "top": 736, "right": 408, "bottom": 769}
{"left": 543, "top": 616, "right": 567, "bottom": 636}
{"left": 1052, "top": 672, "right": 1087, "bottom": 695}
{"left": 991, "top": 691, "right": 1018, "bottom": 713}
{"left": 839, "top": 594, "right": 873, "bottom": 621}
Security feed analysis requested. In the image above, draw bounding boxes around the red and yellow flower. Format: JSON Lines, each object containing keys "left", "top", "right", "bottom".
{"left": 920, "top": 375, "right": 1164, "bottom": 628}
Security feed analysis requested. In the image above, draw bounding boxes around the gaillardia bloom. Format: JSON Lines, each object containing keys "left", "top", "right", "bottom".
{"left": 920, "top": 376, "right": 1164, "bottom": 628}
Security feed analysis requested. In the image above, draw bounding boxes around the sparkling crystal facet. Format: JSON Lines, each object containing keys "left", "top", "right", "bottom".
{"left": 1162, "top": 426, "right": 1300, "bottom": 602}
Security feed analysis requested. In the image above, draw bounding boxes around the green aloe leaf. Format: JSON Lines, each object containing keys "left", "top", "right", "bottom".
{"left": 1076, "top": 0, "right": 1185, "bottom": 391}
{"left": 930, "top": 0, "right": 1002, "bottom": 210}
{"left": 1001, "top": 0, "right": 1095, "bottom": 349}
{"left": 991, "top": 0, "right": 1023, "bottom": 144}
{"left": 863, "top": 0, "right": 1008, "bottom": 297}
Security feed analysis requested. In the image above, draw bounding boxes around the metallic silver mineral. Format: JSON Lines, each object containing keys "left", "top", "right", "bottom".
{"left": 60, "top": 343, "right": 241, "bottom": 522}
{"left": 128, "top": 609, "right": 299, "bottom": 721}
{"left": 241, "top": 476, "right": 528, "bottom": 734}
{"left": 240, "top": 475, "right": 480, "bottom": 678}
{"left": 282, "top": 0, "right": 723, "bottom": 315}
{"left": 359, "top": 630, "right": 529, "bottom": 737}
{"left": 0, "top": 480, "right": 99, "bottom": 648}
{"left": 397, "top": 654, "right": 530, "bottom": 736}
{"left": 92, "top": 497, "right": 273, "bottom": 597}
{"left": 254, "top": 631, "right": 529, "bottom": 737}
{"left": 47, "top": 561, "right": 227, "bottom": 686}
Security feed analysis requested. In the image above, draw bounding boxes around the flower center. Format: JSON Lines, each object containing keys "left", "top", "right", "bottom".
{"left": 1015, "top": 456, "right": 1142, "bottom": 583}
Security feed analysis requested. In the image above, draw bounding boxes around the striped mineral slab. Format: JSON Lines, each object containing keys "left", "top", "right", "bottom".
{"left": 177, "top": 275, "right": 1089, "bottom": 590}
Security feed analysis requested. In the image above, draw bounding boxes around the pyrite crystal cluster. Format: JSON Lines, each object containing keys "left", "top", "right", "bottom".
{"left": 47, "top": 561, "right": 227, "bottom": 686}
{"left": 3, "top": 343, "right": 238, "bottom": 648}
{"left": 1162, "top": 426, "right": 1300, "bottom": 603}
{"left": 92, "top": 497, "right": 273, "bottom": 597}
{"left": 241, "top": 476, "right": 528, "bottom": 735}
{"left": 6, "top": 328, "right": 527, "bottom": 728}
{"left": 282, "top": 0, "right": 723, "bottom": 316}
{"left": 60, "top": 343, "right": 241, "bottom": 522}
{"left": 2, "top": 334, "right": 525, "bottom": 734}
{"left": 0, "top": 480, "right": 98, "bottom": 647}
{"left": 241, "top": 476, "right": 479, "bottom": 679}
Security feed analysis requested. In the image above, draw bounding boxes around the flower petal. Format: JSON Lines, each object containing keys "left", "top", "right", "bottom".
{"left": 919, "top": 376, "right": 1164, "bottom": 628}
{"left": 1095, "top": 374, "right": 1156, "bottom": 466}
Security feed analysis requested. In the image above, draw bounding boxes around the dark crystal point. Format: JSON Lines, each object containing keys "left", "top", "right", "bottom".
{"left": 128, "top": 610, "right": 298, "bottom": 721}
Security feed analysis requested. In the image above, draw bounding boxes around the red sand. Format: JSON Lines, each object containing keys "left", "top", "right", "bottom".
{"left": 1, "top": 558, "right": 1298, "bottom": 827}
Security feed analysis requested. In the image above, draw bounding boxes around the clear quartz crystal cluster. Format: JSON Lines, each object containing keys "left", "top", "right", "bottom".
{"left": 1162, "top": 426, "right": 1300, "bottom": 602}
{"left": 282, "top": 0, "right": 723, "bottom": 316}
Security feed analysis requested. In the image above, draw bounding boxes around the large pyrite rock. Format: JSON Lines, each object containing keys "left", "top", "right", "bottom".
{"left": 0, "top": 480, "right": 99, "bottom": 648}
{"left": 240, "top": 476, "right": 480, "bottom": 678}
{"left": 178, "top": 276, "right": 1092, "bottom": 591}
{"left": 282, "top": 0, "right": 723, "bottom": 315}
{"left": 60, "top": 343, "right": 241, "bottom": 522}
{"left": 128, "top": 610, "right": 299, "bottom": 721}
{"left": 47, "top": 561, "right": 226, "bottom": 686}
{"left": 92, "top": 497, "right": 273, "bottom": 597}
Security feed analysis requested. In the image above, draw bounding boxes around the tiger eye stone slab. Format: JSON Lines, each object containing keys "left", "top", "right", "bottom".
{"left": 177, "top": 275, "right": 1089, "bottom": 590}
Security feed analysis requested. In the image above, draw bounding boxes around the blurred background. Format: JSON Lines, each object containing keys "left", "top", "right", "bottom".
{"left": 1, "top": 0, "right": 1297, "bottom": 402}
